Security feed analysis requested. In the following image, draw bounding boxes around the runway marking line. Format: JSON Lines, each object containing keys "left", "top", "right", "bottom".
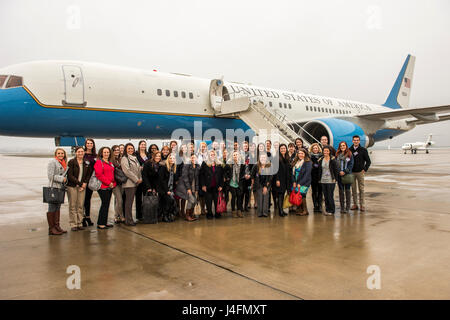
{"left": 119, "top": 225, "right": 304, "bottom": 300}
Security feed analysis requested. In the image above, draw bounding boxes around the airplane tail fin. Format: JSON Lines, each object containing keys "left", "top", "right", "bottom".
{"left": 383, "top": 54, "right": 415, "bottom": 109}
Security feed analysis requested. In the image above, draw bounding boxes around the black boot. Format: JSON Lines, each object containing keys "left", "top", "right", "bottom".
{"left": 83, "top": 217, "right": 94, "bottom": 227}
{"left": 345, "top": 189, "right": 352, "bottom": 213}
{"left": 339, "top": 188, "right": 346, "bottom": 213}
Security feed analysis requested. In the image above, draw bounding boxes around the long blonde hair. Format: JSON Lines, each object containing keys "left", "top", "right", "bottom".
{"left": 165, "top": 153, "right": 177, "bottom": 173}
{"left": 206, "top": 150, "right": 221, "bottom": 167}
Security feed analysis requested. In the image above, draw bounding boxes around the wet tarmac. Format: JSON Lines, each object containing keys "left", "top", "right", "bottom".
{"left": 0, "top": 149, "right": 449, "bottom": 300}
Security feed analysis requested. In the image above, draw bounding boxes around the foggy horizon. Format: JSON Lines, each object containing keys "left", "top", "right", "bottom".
{"left": 1, "top": 0, "right": 449, "bottom": 151}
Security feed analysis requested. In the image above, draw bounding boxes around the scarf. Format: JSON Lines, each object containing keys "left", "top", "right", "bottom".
{"left": 293, "top": 159, "right": 304, "bottom": 180}
{"left": 55, "top": 157, "right": 67, "bottom": 170}
{"left": 231, "top": 163, "right": 241, "bottom": 184}
{"left": 168, "top": 166, "right": 174, "bottom": 192}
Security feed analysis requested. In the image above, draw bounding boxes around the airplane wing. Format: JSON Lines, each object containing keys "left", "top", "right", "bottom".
{"left": 406, "top": 114, "right": 450, "bottom": 125}
{"left": 357, "top": 105, "right": 450, "bottom": 122}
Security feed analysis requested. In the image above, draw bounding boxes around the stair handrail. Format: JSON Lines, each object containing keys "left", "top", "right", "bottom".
{"left": 219, "top": 92, "right": 321, "bottom": 145}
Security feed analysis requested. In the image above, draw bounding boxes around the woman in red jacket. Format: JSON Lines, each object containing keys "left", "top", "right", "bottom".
{"left": 94, "top": 147, "right": 117, "bottom": 230}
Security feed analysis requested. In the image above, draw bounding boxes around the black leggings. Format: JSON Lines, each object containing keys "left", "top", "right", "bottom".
{"left": 277, "top": 192, "right": 285, "bottom": 214}
{"left": 311, "top": 181, "right": 323, "bottom": 210}
{"left": 97, "top": 188, "right": 112, "bottom": 225}
{"left": 241, "top": 179, "right": 251, "bottom": 209}
{"left": 205, "top": 188, "right": 219, "bottom": 216}
{"left": 230, "top": 186, "right": 242, "bottom": 211}
{"left": 135, "top": 182, "right": 144, "bottom": 219}
{"left": 83, "top": 187, "right": 94, "bottom": 217}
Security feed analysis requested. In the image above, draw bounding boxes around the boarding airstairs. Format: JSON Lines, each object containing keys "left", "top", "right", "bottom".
{"left": 209, "top": 79, "right": 318, "bottom": 147}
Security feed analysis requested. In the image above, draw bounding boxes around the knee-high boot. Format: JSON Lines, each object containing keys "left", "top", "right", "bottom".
{"left": 54, "top": 210, "right": 67, "bottom": 233}
{"left": 339, "top": 188, "right": 346, "bottom": 213}
{"left": 47, "top": 212, "right": 62, "bottom": 235}
{"left": 200, "top": 197, "right": 206, "bottom": 215}
{"left": 302, "top": 198, "right": 309, "bottom": 215}
{"left": 345, "top": 189, "right": 351, "bottom": 213}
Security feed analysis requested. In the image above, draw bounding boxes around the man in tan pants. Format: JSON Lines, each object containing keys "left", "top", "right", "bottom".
{"left": 349, "top": 135, "right": 371, "bottom": 212}
{"left": 352, "top": 171, "right": 365, "bottom": 209}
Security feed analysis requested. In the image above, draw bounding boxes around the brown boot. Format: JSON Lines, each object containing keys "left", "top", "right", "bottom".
{"left": 298, "top": 201, "right": 309, "bottom": 216}
{"left": 54, "top": 210, "right": 67, "bottom": 233}
{"left": 185, "top": 209, "right": 195, "bottom": 222}
{"left": 237, "top": 210, "right": 244, "bottom": 218}
{"left": 47, "top": 212, "right": 62, "bottom": 235}
{"left": 303, "top": 199, "right": 309, "bottom": 215}
{"left": 200, "top": 198, "right": 206, "bottom": 215}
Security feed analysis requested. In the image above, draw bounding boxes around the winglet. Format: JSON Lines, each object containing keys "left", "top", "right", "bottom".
{"left": 383, "top": 54, "right": 415, "bottom": 109}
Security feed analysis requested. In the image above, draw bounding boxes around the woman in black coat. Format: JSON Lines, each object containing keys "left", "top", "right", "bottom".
{"left": 134, "top": 140, "right": 149, "bottom": 221}
{"left": 157, "top": 153, "right": 178, "bottom": 222}
{"left": 199, "top": 150, "right": 224, "bottom": 219}
{"left": 309, "top": 143, "right": 323, "bottom": 213}
{"left": 273, "top": 144, "right": 290, "bottom": 217}
{"left": 175, "top": 154, "right": 200, "bottom": 221}
{"left": 239, "top": 141, "right": 253, "bottom": 212}
{"left": 142, "top": 152, "right": 162, "bottom": 194}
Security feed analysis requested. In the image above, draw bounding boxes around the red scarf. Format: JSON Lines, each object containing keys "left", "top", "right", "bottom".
{"left": 55, "top": 157, "right": 67, "bottom": 170}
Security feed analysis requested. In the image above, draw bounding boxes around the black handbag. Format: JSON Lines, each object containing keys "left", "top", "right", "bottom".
{"left": 114, "top": 167, "right": 128, "bottom": 185}
{"left": 43, "top": 174, "right": 66, "bottom": 204}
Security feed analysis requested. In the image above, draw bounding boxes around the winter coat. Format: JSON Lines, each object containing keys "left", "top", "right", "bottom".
{"left": 66, "top": 158, "right": 91, "bottom": 188}
{"left": 310, "top": 152, "right": 323, "bottom": 183}
{"left": 240, "top": 155, "right": 253, "bottom": 189}
{"left": 349, "top": 145, "right": 371, "bottom": 173}
{"left": 158, "top": 165, "right": 178, "bottom": 195}
{"left": 199, "top": 162, "right": 224, "bottom": 190}
{"left": 222, "top": 163, "right": 232, "bottom": 187}
{"left": 121, "top": 154, "right": 142, "bottom": 189}
{"left": 142, "top": 162, "right": 162, "bottom": 192}
{"left": 336, "top": 153, "right": 354, "bottom": 174}
{"left": 47, "top": 159, "right": 68, "bottom": 189}
{"left": 175, "top": 163, "right": 200, "bottom": 200}
{"left": 135, "top": 151, "right": 149, "bottom": 166}
{"left": 273, "top": 156, "right": 290, "bottom": 194}
{"left": 317, "top": 156, "right": 340, "bottom": 183}
{"left": 251, "top": 165, "right": 273, "bottom": 190}
{"left": 290, "top": 160, "right": 312, "bottom": 188}
{"left": 94, "top": 159, "right": 117, "bottom": 190}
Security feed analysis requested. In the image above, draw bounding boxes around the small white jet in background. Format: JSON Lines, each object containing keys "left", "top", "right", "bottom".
{"left": 402, "top": 134, "right": 434, "bottom": 154}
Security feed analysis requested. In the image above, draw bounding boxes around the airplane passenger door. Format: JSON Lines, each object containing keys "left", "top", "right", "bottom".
{"left": 62, "top": 65, "right": 86, "bottom": 106}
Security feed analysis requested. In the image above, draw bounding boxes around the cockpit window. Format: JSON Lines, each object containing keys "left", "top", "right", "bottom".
{"left": 5, "top": 75, "right": 23, "bottom": 88}
{"left": 0, "top": 75, "right": 7, "bottom": 88}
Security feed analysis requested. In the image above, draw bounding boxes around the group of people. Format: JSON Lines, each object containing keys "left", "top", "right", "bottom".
{"left": 45, "top": 135, "right": 371, "bottom": 236}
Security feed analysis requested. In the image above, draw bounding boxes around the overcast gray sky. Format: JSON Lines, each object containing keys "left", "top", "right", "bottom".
{"left": 0, "top": 0, "right": 449, "bottom": 152}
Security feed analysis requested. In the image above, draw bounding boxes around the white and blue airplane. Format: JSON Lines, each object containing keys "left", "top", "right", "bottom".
{"left": 402, "top": 133, "right": 435, "bottom": 154}
{"left": 0, "top": 54, "right": 449, "bottom": 150}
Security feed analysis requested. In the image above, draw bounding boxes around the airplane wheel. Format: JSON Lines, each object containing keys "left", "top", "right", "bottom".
{"left": 426, "top": 150, "right": 429, "bottom": 154}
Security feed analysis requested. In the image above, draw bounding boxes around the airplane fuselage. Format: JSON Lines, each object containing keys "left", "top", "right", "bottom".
{"left": 0, "top": 60, "right": 415, "bottom": 149}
